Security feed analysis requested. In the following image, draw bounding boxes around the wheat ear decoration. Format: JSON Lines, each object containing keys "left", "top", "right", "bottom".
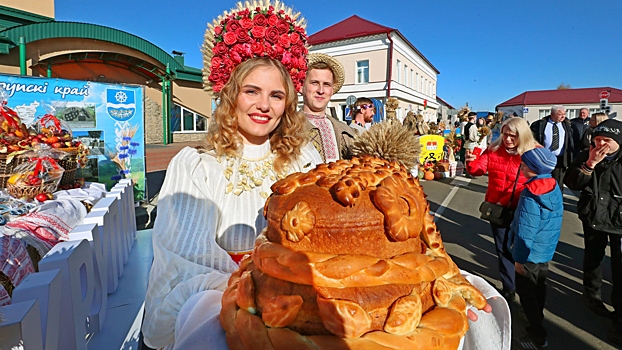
{"left": 351, "top": 120, "right": 421, "bottom": 170}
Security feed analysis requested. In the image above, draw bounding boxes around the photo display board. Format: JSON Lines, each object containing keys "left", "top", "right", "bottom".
{"left": 0, "top": 74, "right": 146, "bottom": 201}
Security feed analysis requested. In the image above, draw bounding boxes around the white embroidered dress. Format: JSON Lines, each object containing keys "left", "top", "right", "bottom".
{"left": 142, "top": 141, "right": 322, "bottom": 349}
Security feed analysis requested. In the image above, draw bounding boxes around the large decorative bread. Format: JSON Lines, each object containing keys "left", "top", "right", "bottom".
{"left": 220, "top": 122, "right": 487, "bottom": 349}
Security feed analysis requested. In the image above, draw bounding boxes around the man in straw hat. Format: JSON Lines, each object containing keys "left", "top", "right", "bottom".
{"left": 302, "top": 52, "right": 357, "bottom": 162}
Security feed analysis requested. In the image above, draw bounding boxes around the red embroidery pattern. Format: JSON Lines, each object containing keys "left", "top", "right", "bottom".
{"left": 306, "top": 114, "right": 337, "bottom": 160}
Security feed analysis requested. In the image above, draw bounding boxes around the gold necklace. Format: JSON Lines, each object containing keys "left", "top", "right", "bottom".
{"left": 220, "top": 151, "right": 288, "bottom": 197}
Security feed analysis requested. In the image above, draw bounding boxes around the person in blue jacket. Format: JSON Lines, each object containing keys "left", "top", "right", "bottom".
{"left": 509, "top": 147, "right": 563, "bottom": 349}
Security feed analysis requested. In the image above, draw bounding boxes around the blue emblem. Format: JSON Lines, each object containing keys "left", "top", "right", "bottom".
{"left": 106, "top": 89, "right": 136, "bottom": 121}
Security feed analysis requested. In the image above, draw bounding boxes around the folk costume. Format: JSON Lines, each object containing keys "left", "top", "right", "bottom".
{"left": 141, "top": 2, "right": 322, "bottom": 348}
{"left": 304, "top": 53, "right": 356, "bottom": 162}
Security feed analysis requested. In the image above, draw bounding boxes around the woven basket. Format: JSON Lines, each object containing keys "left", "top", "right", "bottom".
{"left": 0, "top": 154, "right": 29, "bottom": 189}
{"left": 7, "top": 178, "right": 61, "bottom": 199}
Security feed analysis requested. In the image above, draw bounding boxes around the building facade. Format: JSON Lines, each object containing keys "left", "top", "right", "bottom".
{"left": 497, "top": 87, "right": 621, "bottom": 124}
{"left": 0, "top": 1, "right": 210, "bottom": 144}
{"left": 307, "top": 15, "right": 441, "bottom": 123}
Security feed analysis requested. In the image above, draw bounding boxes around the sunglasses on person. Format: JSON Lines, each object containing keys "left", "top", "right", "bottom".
{"left": 359, "top": 104, "right": 373, "bottom": 110}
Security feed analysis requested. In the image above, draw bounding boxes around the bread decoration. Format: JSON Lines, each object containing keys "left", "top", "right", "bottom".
{"left": 220, "top": 121, "right": 487, "bottom": 349}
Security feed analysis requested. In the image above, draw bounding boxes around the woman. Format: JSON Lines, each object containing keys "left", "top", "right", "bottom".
{"left": 581, "top": 112, "right": 608, "bottom": 151}
{"left": 465, "top": 117, "right": 539, "bottom": 301}
{"left": 141, "top": 4, "right": 322, "bottom": 348}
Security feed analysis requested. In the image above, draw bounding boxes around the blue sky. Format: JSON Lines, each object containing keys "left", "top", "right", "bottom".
{"left": 54, "top": 0, "right": 622, "bottom": 112}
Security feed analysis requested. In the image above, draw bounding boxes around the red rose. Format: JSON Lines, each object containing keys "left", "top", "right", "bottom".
{"left": 276, "top": 19, "right": 289, "bottom": 34}
{"left": 251, "top": 42, "right": 264, "bottom": 56}
{"left": 267, "top": 14, "right": 279, "bottom": 27}
{"left": 235, "top": 28, "right": 251, "bottom": 43}
{"left": 233, "top": 43, "right": 252, "bottom": 57}
{"left": 211, "top": 56, "right": 223, "bottom": 68}
{"left": 213, "top": 42, "right": 228, "bottom": 56}
{"left": 273, "top": 44, "right": 284, "bottom": 57}
{"left": 290, "top": 43, "right": 304, "bottom": 57}
{"left": 297, "top": 57, "right": 306, "bottom": 70}
{"left": 264, "top": 27, "right": 279, "bottom": 43}
{"left": 223, "top": 32, "right": 237, "bottom": 45}
{"left": 253, "top": 14, "right": 267, "bottom": 26}
{"left": 251, "top": 26, "right": 265, "bottom": 38}
{"left": 289, "top": 32, "right": 300, "bottom": 45}
{"left": 226, "top": 20, "right": 240, "bottom": 33}
{"left": 281, "top": 51, "right": 293, "bottom": 66}
{"left": 239, "top": 17, "right": 253, "bottom": 29}
{"left": 214, "top": 26, "right": 223, "bottom": 35}
{"left": 230, "top": 51, "right": 242, "bottom": 64}
{"left": 213, "top": 82, "right": 224, "bottom": 93}
{"left": 278, "top": 34, "right": 291, "bottom": 48}
{"left": 265, "top": 46, "right": 276, "bottom": 59}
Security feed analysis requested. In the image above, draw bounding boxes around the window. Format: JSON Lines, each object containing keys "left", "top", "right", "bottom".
{"left": 356, "top": 60, "right": 369, "bottom": 84}
{"left": 539, "top": 108, "right": 599, "bottom": 119}
{"left": 396, "top": 60, "right": 401, "bottom": 83}
{"left": 171, "top": 103, "right": 208, "bottom": 132}
{"left": 415, "top": 73, "right": 419, "bottom": 91}
{"left": 410, "top": 69, "right": 414, "bottom": 89}
{"left": 420, "top": 76, "right": 423, "bottom": 92}
{"left": 404, "top": 65, "right": 408, "bottom": 86}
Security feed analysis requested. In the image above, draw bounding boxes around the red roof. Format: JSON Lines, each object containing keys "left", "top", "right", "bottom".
{"left": 308, "top": 15, "right": 393, "bottom": 45}
{"left": 308, "top": 15, "right": 439, "bottom": 74}
{"left": 497, "top": 87, "right": 622, "bottom": 107}
{"left": 436, "top": 96, "right": 454, "bottom": 109}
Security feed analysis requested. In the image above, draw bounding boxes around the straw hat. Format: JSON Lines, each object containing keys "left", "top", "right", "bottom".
{"left": 307, "top": 53, "right": 345, "bottom": 93}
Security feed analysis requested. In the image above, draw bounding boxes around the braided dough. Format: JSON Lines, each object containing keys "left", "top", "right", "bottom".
{"left": 221, "top": 156, "right": 487, "bottom": 349}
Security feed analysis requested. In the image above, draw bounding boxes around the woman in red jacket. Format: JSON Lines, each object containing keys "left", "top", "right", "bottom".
{"left": 465, "top": 117, "right": 539, "bottom": 301}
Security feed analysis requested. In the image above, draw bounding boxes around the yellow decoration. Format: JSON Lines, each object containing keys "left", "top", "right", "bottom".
{"left": 419, "top": 135, "right": 445, "bottom": 164}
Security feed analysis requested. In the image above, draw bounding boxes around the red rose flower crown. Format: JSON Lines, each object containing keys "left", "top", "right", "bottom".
{"left": 202, "top": 0, "right": 309, "bottom": 94}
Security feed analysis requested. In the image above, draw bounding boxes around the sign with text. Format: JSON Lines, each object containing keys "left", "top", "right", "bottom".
{"left": 419, "top": 135, "right": 445, "bottom": 164}
{"left": 0, "top": 74, "right": 146, "bottom": 201}
{"left": 600, "top": 91, "right": 610, "bottom": 99}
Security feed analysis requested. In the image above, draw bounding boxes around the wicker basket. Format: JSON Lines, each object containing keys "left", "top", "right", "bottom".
{"left": 7, "top": 179, "right": 61, "bottom": 200}
{"left": 0, "top": 154, "right": 29, "bottom": 189}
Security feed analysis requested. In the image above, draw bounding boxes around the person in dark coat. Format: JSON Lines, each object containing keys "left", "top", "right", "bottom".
{"left": 530, "top": 105, "right": 574, "bottom": 189}
{"left": 563, "top": 119, "right": 622, "bottom": 347}
{"left": 570, "top": 108, "right": 591, "bottom": 158}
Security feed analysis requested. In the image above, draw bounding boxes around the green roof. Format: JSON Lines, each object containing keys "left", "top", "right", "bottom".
{"left": 0, "top": 21, "right": 202, "bottom": 82}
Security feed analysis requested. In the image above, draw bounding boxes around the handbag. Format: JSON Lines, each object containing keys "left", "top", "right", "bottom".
{"left": 479, "top": 167, "right": 521, "bottom": 227}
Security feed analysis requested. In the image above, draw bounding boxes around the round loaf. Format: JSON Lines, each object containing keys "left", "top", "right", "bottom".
{"left": 220, "top": 156, "right": 487, "bottom": 349}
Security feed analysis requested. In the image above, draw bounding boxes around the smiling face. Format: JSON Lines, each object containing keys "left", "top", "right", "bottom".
{"left": 302, "top": 68, "right": 334, "bottom": 114}
{"left": 235, "top": 66, "right": 286, "bottom": 145}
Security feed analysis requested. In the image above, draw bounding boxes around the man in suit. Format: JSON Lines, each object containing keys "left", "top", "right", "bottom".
{"left": 530, "top": 105, "right": 574, "bottom": 188}
{"left": 301, "top": 53, "right": 357, "bottom": 162}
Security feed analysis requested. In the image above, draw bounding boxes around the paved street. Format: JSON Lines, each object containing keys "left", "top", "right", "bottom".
{"left": 420, "top": 175, "right": 618, "bottom": 350}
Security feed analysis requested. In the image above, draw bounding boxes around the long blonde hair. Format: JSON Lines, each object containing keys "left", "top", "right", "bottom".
{"left": 488, "top": 117, "right": 539, "bottom": 155}
{"left": 201, "top": 57, "right": 308, "bottom": 174}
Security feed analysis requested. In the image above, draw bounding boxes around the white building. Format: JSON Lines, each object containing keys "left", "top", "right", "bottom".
{"left": 307, "top": 15, "right": 442, "bottom": 123}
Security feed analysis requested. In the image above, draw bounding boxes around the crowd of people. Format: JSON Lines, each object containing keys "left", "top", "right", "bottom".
{"left": 463, "top": 105, "right": 622, "bottom": 348}
{"left": 138, "top": 1, "right": 621, "bottom": 349}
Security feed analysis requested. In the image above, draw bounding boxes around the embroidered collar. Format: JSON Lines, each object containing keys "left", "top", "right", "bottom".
{"left": 217, "top": 141, "right": 288, "bottom": 197}
{"left": 305, "top": 113, "right": 327, "bottom": 120}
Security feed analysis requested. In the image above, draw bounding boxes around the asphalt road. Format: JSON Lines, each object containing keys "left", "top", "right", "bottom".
{"left": 420, "top": 175, "right": 618, "bottom": 349}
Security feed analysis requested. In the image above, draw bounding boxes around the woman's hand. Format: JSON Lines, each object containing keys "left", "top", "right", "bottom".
{"left": 464, "top": 149, "right": 477, "bottom": 162}
{"left": 586, "top": 143, "right": 610, "bottom": 168}
{"left": 514, "top": 262, "right": 526, "bottom": 276}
